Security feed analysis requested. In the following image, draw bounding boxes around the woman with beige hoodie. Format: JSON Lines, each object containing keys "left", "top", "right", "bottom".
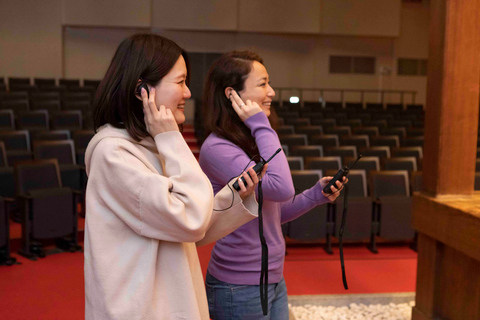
{"left": 84, "top": 33, "right": 266, "bottom": 320}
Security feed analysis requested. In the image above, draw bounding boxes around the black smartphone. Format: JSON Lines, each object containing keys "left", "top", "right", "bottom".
{"left": 232, "top": 148, "right": 282, "bottom": 191}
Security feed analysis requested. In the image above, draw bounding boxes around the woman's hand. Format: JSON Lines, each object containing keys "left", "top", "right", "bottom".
{"left": 141, "top": 87, "right": 179, "bottom": 137}
{"left": 236, "top": 163, "right": 269, "bottom": 200}
{"left": 319, "top": 176, "right": 348, "bottom": 202}
{"left": 229, "top": 90, "right": 263, "bottom": 122}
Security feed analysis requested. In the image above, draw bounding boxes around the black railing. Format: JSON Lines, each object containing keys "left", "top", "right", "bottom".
{"left": 273, "top": 88, "right": 418, "bottom": 108}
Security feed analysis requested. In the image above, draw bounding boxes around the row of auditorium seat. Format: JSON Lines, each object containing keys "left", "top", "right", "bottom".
{"left": 0, "top": 131, "right": 94, "bottom": 168}
{"left": 0, "top": 77, "right": 100, "bottom": 93}
{"left": 284, "top": 168, "right": 416, "bottom": 253}
{"left": 0, "top": 109, "right": 91, "bottom": 132}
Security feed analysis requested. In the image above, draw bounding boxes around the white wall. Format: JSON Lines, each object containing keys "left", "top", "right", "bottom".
{"left": 0, "top": 0, "right": 63, "bottom": 79}
{"left": 0, "top": 0, "right": 428, "bottom": 105}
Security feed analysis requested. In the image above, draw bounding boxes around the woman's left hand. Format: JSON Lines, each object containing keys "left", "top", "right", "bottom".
{"left": 236, "top": 163, "right": 268, "bottom": 200}
{"left": 319, "top": 176, "right": 348, "bottom": 201}
{"left": 230, "top": 90, "right": 263, "bottom": 122}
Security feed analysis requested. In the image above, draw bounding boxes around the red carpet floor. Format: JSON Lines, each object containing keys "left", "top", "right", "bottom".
{"left": 0, "top": 239, "right": 416, "bottom": 319}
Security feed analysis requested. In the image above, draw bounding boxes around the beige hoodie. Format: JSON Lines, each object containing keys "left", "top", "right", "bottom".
{"left": 84, "top": 125, "right": 258, "bottom": 319}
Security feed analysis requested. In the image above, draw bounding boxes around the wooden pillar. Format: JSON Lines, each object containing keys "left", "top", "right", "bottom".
{"left": 422, "top": 0, "right": 480, "bottom": 196}
{"left": 413, "top": 1, "right": 480, "bottom": 319}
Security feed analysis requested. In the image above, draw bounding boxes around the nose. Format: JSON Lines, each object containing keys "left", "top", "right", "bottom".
{"left": 267, "top": 84, "right": 275, "bottom": 97}
{"left": 184, "top": 85, "right": 192, "bottom": 99}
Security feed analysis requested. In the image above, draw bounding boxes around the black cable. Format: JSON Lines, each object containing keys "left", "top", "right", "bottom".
{"left": 258, "top": 180, "right": 269, "bottom": 316}
{"left": 339, "top": 183, "right": 349, "bottom": 290}
{"left": 212, "top": 157, "right": 258, "bottom": 211}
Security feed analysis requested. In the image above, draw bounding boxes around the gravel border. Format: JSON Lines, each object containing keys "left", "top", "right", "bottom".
{"left": 288, "top": 293, "right": 415, "bottom": 320}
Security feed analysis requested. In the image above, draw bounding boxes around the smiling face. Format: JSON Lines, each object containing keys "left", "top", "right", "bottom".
{"left": 153, "top": 55, "right": 191, "bottom": 124}
{"left": 238, "top": 61, "right": 275, "bottom": 117}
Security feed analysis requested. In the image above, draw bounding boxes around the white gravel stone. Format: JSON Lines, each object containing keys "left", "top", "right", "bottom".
{"left": 289, "top": 301, "right": 414, "bottom": 320}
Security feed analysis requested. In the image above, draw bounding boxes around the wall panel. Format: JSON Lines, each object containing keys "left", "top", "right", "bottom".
{"left": 321, "top": 0, "right": 401, "bottom": 37}
{"left": 238, "top": 0, "right": 321, "bottom": 34}
{"left": 63, "top": 0, "right": 150, "bottom": 27}
{"left": 0, "top": 0, "right": 62, "bottom": 78}
{"left": 152, "top": 0, "right": 237, "bottom": 31}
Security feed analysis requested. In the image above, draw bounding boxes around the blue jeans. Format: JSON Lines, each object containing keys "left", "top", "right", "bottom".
{"left": 205, "top": 272, "right": 289, "bottom": 320}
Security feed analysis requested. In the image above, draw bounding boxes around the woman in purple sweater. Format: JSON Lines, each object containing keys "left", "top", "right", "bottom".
{"left": 199, "top": 51, "right": 345, "bottom": 319}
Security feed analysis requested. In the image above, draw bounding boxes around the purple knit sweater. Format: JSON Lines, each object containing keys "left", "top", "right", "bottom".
{"left": 199, "top": 112, "right": 330, "bottom": 285}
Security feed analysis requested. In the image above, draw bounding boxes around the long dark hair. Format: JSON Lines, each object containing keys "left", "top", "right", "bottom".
{"left": 93, "top": 33, "right": 190, "bottom": 141}
{"left": 202, "top": 51, "right": 277, "bottom": 159}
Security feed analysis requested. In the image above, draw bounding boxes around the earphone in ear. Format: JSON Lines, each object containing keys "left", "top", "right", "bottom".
{"left": 136, "top": 81, "right": 149, "bottom": 98}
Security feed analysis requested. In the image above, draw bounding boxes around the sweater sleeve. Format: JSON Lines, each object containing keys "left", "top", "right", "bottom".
{"left": 279, "top": 181, "right": 331, "bottom": 224}
{"left": 245, "top": 112, "right": 295, "bottom": 201}
{"left": 199, "top": 112, "right": 295, "bottom": 202}
{"left": 196, "top": 181, "right": 258, "bottom": 247}
{"left": 88, "top": 132, "right": 215, "bottom": 243}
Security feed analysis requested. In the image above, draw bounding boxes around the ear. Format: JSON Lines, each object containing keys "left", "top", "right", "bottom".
{"left": 135, "top": 79, "right": 143, "bottom": 101}
{"left": 224, "top": 87, "right": 234, "bottom": 99}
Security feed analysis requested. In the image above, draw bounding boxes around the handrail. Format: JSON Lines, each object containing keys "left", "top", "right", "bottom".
{"left": 273, "top": 87, "right": 418, "bottom": 108}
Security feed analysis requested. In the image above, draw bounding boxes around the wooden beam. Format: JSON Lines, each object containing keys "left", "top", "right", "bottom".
{"left": 422, "top": 0, "right": 480, "bottom": 196}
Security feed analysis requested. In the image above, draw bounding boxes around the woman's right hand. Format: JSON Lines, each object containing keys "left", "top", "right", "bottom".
{"left": 141, "top": 87, "right": 179, "bottom": 137}
{"left": 229, "top": 90, "right": 263, "bottom": 122}
{"left": 236, "top": 163, "right": 268, "bottom": 200}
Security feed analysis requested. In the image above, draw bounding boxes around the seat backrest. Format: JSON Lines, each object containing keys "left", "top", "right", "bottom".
{"left": 277, "top": 125, "right": 295, "bottom": 135}
{"left": 359, "top": 146, "right": 391, "bottom": 159}
{"left": 279, "top": 134, "right": 308, "bottom": 147}
{"left": 392, "top": 146, "right": 423, "bottom": 159}
{"left": 0, "top": 109, "right": 15, "bottom": 130}
{"left": 286, "top": 156, "right": 304, "bottom": 170}
{"left": 295, "top": 125, "right": 323, "bottom": 137}
{"left": 352, "top": 126, "right": 379, "bottom": 137}
{"left": 0, "top": 130, "right": 30, "bottom": 151}
{"left": 33, "top": 140, "right": 76, "bottom": 165}
{"left": 370, "top": 170, "right": 410, "bottom": 197}
{"left": 31, "top": 100, "right": 61, "bottom": 113}
{"left": 324, "top": 126, "right": 351, "bottom": 136}
{"left": 0, "top": 91, "right": 29, "bottom": 102}
{"left": 62, "top": 100, "right": 91, "bottom": 113}
{"left": 344, "top": 156, "right": 380, "bottom": 177}
{"left": 383, "top": 157, "right": 417, "bottom": 171}
{"left": 338, "top": 119, "right": 362, "bottom": 129}
{"left": 290, "top": 170, "right": 323, "bottom": 194}
{"left": 51, "top": 110, "right": 83, "bottom": 130}
{"left": 84, "top": 79, "right": 101, "bottom": 88}
{"left": 340, "top": 135, "right": 370, "bottom": 148}
{"left": 61, "top": 92, "right": 91, "bottom": 103}
{"left": 17, "top": 110, "right": 49, "bottom": 130}
{"left": 310, "top": 134, "right": 339, "bottom": 147}
{"left": 290, "top": 145, "right": 323, "bottom": 158}
{"left": 402, "top": 136, "right": 424, "bottom": 147}
{"left": 326, "top": 169, "right": 367, "bottom": 197}
{"left": 30, "top": 91, "right": 60, "bottom": 102}
{"left": 370, "top": 135, "right": 400, "bottom": 148}
{"left": 305, "top": 156, "right": 341, "bottom": 171}
{"left": 3, "top": 100, "right": 29, "bottom": 113}
{"left": 276, "top": 111, "right": 299, "bottom": 120}
{"left": 59, "top": 79, "right": 81, "bottom": 88}
{"left": 33, "top": 130, "right": 71, "bottom": 141}
{"left": 34, "top": 78, "right": 56, "bottom": 87}
{"left": 0, "top": 141, "right": 7, "bottom": 167}
{"left": 325, "top": 146, "right": 357, "bottom": 160}
{"left": 285, "top": 118, "right": 310, "bottom": 127}
{"left": 311, "top": 118, "right": 336, "bottom": 128}
{"left": 14, "top": 159, "right": 62, "bottom": 194}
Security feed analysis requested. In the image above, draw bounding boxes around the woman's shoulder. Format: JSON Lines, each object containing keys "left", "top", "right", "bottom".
{"left": 201, "top": 132, "right": 237, "bottom": 151}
